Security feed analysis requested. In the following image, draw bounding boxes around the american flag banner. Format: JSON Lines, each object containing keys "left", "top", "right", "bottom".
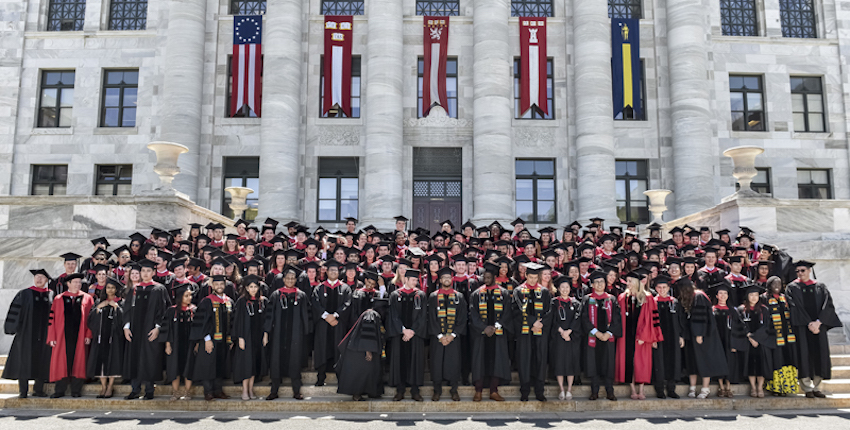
{"left": 519, "top": 17, "right": 548, "bottom": 116}
{"left": 423, "top": 16, "right": 449, "bottom": 117}
{"left": 231, "top": 15, "right": 263, "bottom": 117}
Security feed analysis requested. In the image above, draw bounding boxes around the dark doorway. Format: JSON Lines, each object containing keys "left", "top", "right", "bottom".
{"left": 412, "top": 148, "right": 462, "bottom": 234}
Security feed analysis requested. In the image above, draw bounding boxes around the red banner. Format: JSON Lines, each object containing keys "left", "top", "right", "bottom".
{"left": 323, "top": 16, "right": 353, "bottom": 116}
{"left": 423, "top": 16, "right": 449, "bottom": 116}
{"left": 519, "top": 17, "right": 548, "bottom": 116}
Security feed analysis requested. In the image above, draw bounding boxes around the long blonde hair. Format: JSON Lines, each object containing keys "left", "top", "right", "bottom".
{"left": 626, "top": 277, "right": 648, "bottom": 305}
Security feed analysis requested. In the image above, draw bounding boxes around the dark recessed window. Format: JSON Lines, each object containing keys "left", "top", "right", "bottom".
{"left": 780, "top": 0, "right": 817, "bottom": 38}
{"left": 516, "top": 159, "right": 556, "bottom": 223}
{"left": 320, "top": 56, "right": 361, "bottom": 118}
{"left": 720, "top": 0, "right": 759, "bottom": 36}
{"left": 615, "top": 160, "right": 648, "bottom": 223}
{"left": 38, "top": 70, "right": 75, "bottom": 128}
{"left": 729, "top": 75, "right": 765, "bottom": 131}
{"left": 418, "top": 57, "right": 458, "bottom": 118}
{"left": 736, "top": 167, "right": 772, "bottom": 195}
{"left": 109, "top": 0, "right": 148, "bottom": 30}
{"left": 31, "top": 165, "right": 68, "bottom": 196}
{"left": 609, "top": 0, "right": 642, "bottom": 19}
{"left": 321, "top": 1, "right": 364, "bottom": 15}
{"left": 222, "top": 157, "right": 260, "bottom": 221}
{"left": 791, "top": 76, "right": 825, "bottom": 132}
{"left": 231, "top": 0, "right": 266, "bottom": 15}
{"left": 47, "top": 0, "right": 86, "bottom": 31}
{"left": 797, "top": 169, "right": 832, "bottom": 199}
{"left": 513, "top": 58, "right": 554, "bottom": 120}
{"left": 101, "top": 70, "right": 139, "bottom": 127}
{"left": 318, "top": 157, "right": 359, "bottom": 223}
{"left": 416, "top": 1, "right": 459, "bottom": 15}
{"left": 225, "top": 55, "right": 263, "bottom": 118}
{"left": 511, "top": 0, "right": 553, "bottom": 17}
{"left": 95, "top": 165, "right": 133, "bottom": 196}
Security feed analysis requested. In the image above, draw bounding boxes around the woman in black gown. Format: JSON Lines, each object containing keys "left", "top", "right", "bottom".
{"left": 160, "top": 284, "right": 197, "bottom": 400}
{"left": 549, "top": 278, "right": 581, "bottom": 400}
{"left": 233, "top": 275, "right": 268, "bottom": 400}
{"left": 86, "top": 278, "right": 125, "bottom": 398}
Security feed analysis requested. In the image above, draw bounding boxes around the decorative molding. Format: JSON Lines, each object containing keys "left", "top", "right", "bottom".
{"left": 405, "top": 106, "right": 473, "bottom": 128}
{"left": 318, "top": 126, "right": 360, "bottom": 146}
{"left": 513, "top": 126, "right": 555, "bottom": 147}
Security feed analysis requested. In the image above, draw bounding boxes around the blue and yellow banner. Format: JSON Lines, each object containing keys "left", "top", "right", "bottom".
{"left": 612, "top": 18, "right": 642, "bottom": 119}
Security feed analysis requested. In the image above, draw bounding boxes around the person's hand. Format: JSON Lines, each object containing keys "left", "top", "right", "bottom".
{"left": 595, "top": 331, "right": 605, "bottom": 340}
{"left": 239, "top": 338, "right": 246, "bottom": 350}
{"left": 561, "top": 331, "right": 571, "bottom": 341}
{"left": 165, "top": 342, "right": 172, "bottom": 356}
{"left": 444, "top": 335, "right": 454, "bottom": 345}
{"left": 97, "top": 301, "right": 108, "bottom": 309}
{"left": 402, "top": 328, "right": 415, "bottom": 342}
{"left": 326, "top": 314, "right": 337, "bottom": 325}
{"left": 637, "top": 339, "right": 645, "bottom": 345}
{"left": 263, "top": 333, "right": 269, "bottom": 346}
{"left": 483, "top": 326, "right": 496, "bottom": 337}
{"left": 731, "top": 348, "right": 737, "bottom": 353}
{"left": 49, "top": 340, "right": 57, "bottom": 347}
{"left": 679, "top": 337, "right": 685, "bottom": 348}
{"left": 110, "top": 301, "right": 119, "bottom": 308}
{"left": 205, "top": 340, "right": 213, "bottom": 354}
{"left": 365, "top": 351, "right": 373, "bottom": 361}
{"left": 532, "top": 319, "right": 543, "bottom": 330}
{"left": 124, "top": 328, "right": 133, "bottom": 342}
{"left": 749, "top": 337, "right": 759, "bottom": 347}
{"left": 601, "top": 333, "right": 612, "bottom": 342}
{"left": 194, "top": 343, "right": 199, "bottom": 353}
{"left": 651, "top": 342, "right": 658, "bottom": 349}
{"left": 696, "top": 336, "right": 703, "bottom": 345}
{"left": 148, "top": 327, "right": 160, "bottom": 342}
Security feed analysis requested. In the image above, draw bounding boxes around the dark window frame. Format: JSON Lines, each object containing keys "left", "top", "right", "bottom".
{"left": 222, "top": 157, "right": 260, "bottom": 221}
{"left": 230, "top": 0, "right": 266, "bottom": 15}
{"left": 608, "top": 0, "right": 642, "bottom": 19}
{"left": 729, "top": 74, "right": 766, "bottom": 131}
{"left": 321, "top": 0, "right": 364, "bottom": 15}
{"left": 510, "top": 0, "right": 553, "bottom": 17}
{"left": 515, "top": 159, "right": 557, "bottom": 224}
{"left": 736, "top": 167, "right": 772, "bottom": 195}
{"left": 416, "top": 0, "right": 459, "bottom": 16}
{"left": 779, "top": 0, "right": 817, "bottom": 38}
{"left": 47, "top": 0, "right": 86, "bottom": 31}
{"left": 720, "top": 0, "right": 759, "bottom": 36}
{"left": 31, "top": 165, "right": 68, "bottom": 196}
{"left": 797, "top": 168, "right": 832, "bottom": 199}
{"left": 95, "top": 164, "right": 133, "bottom": 196}
{"left": 100, "top": 69, "right": 139, "bottom": 128}
{"left": 791, "top": 76, "right": 826, "bottom": 133}
{"left": 615, "top": 159, "right": 649, "bottom": 223}
{"left": 37, "top": 70, "right": 75, "bottom": 128}
{"left": 513, "top": 58, "right": 554, "bottom": 120}
{"left": 318, "top": 157, "right": 360, "bottom": 223}
{"left": 108, "top": 0, "right": 148, "bottom": 30}
{"left": 319, "top": 55, "right": 361, "bottom": 118}
{"left": 417, "top": 57, "right": 458, "bottom": 118}
{"left": 225, "top": 54, "right": 264, "bottom": 118}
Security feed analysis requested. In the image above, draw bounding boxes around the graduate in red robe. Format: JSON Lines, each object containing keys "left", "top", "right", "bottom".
{"left": 47, "top": 273, "right": 94, "bottom": 398}
{"left": 615, "top": 270, "right": 663, "bottom": 400}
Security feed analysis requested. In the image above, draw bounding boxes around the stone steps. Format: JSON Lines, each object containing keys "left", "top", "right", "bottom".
{"left": 832, "top": 354, "right": 850, "bottom": 366}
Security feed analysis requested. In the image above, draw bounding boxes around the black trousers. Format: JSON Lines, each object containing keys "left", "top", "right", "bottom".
{"left": 433, "top": 380, "right": 459, "bottom": 395}
{"left": 202, "top": 378, "right": 223, "bottom": 395}
{"left": 396, "top": 383, "right": 420, "bottom": 395}
{"left": 270, "top": 377, "right": 302, "bottom": 395}
{"left": 591, "top": 375, "right": 614, "bottom": 396}
{"left": 474, "top": 376, "right": 500, "bottom": 393}
{"left": 316, "top": 363, "right": 335, "bottom": 383}
{"left": 654, "top": 379, "right": 677, "bottom": 395}
{"left": 18, "top": 378, "right": 46, "bottom": 396}
{"left": 131, "top": 379, "right": 155, "bottom": 395}
{"left": 520, "top": 378, "right": 545, "bottom": 397}
{"left": 54, "top": 377, "right": 84, "bottom": 396}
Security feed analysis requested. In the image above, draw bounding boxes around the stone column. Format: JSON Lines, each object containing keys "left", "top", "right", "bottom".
{"left": 0, "top": 0, "right": 26, "bottom": 195}
{"left": 158, "top": 0, "right": 207, "bottom": 201}
{"left": 573, "top": 0, "right": 617, "bottom": 221}
{"left": 667, "top": 0, "right": 714, "bottom": 217}
{"left": 471, "top": 0, "right": 514, "bottom": 222}
{"left": 361, "top": 0, "right": 404, "bottom": 227}
{"left": 258, "top": 0, "right": 303, "bottom": 220}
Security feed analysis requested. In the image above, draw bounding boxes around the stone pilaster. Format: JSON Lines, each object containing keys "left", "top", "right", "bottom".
{"left": 361, "top": 0, "right": 404, "bottom": 227}
{"left": 159, "top": 0, "right": 207, "bottom": 201}
{"left": 257, "top": 0, "right": 303, "bottom": 220}
{"left": 574, "top": 0, "right": 617, "bottom": 222}
{"left": 0, "top": 0, "right": 26, "bottom": 195}
{"left": 667, "top": 0, "right": 715, "bottom": 217}
{"left": 470, "top": 0, "right": 514, "bottom": 223}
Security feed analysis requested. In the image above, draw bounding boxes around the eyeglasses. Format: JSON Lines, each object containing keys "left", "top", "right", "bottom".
{"left": 796, "top": 269, "right": 807, "bottom": 273}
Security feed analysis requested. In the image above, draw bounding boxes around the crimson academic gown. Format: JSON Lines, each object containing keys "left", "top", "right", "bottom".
{"left": 615, "top": 293, "right": 663, "bottom": 384}
{"left": 47, "top": 292, "right": 94, "bottom": 381}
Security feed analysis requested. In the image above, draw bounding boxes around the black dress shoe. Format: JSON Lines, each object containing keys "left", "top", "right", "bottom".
{"left": 805, "top": 391, "right": 815, "bottom": 398}
{"left": 667, "top": 391, "right": 679, "bottom": 399}
{"left": 125, "top": 392, "right": 140, "bottom": 400}
{"left": 520, "top": 395, "right": 529, "bottom": 402}
{"left": 266, "top": 392, "right": 279, "bottom": 400}
{"left": 315, "top": 382, "right": 325, "bottom": 387}
{"left": 293, "top": 393, "right": 304, "bottom": 400}
{"left": 96, "top": 394, "right": 105, "bottom": 399}
{"left": 50, "top": 393, "right": 65, "bottom": 399}
{"left": 33, "top": 392, "right": 48, "bottom": 398}
{"left": 352, "top": 395, "right": 363, "bottom": 401}
{"left": 432, "top": 393, "right": 440, "bottom": 402}
{"left": 589, "top": 393, "right": 598, "bottom": 401}
{"left": 536, "top": 394, "right": 547, "bottom": 402}
{"left": 606, "top": 394, "right": 618, "bottom": 401}
{"left": 656, "top": 392, "right": 666, "bottom": 399}
{"left": 204, "top": 393, "right": 215, "bottom": 401}
{"left": 412, "top": 393, "right": 424, "bottom": 402}
{"left": 143, "top": 392, "right": 154, "bottom": 400}
{"left": 813, "top": 391, "right": 826, "bottom": 398}
{"left": 18, "top": 393, "right": 27, "bottom": 399}
{"left": 72, "top": 393, "right": 82, "bottom": 398}
{"left": 393, "top": 392, "right": 404, "bottom": 401}
{"left": 451, "top": 392, "right": 460, "bottom": 402}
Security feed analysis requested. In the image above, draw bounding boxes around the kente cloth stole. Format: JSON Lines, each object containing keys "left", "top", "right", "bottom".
{"left": 212, "top": 301, "right": 232, "bottom": 343}
{"left": 478, "top": 289, "right": 504, "bottom": 335}
{"left": 438, "top": 292, "right": 457, "bottom": 335}
{"left": 768, "top": 296, "right": 795, "bottom": 346}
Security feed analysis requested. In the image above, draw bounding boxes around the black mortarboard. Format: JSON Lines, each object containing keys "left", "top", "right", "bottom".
{"left": 92, "top": 249, "right": 112, "bottom": 259}
{"left": 715, "top": 229, "right": 731, "bottom": 237}
{"left": 92, "top": 264, "right": 110, "bottom": 273}
{"left": 760, "top": 243, "right": 776, "bottom": 253}
{"left": 794, "top": 260, "right": 816, "bottom": 268}
{"left": 585, "top": 270, "right": 605, "bottom": 281}
{"left": 91, "top": 237, "right": 110, "bottom": 247}
{"left": 303, "top": 238, "right": 321, "bottom": 248}
{"left": 112, "top": 245, "right": 130, "bottom": 256}
{"left": 756, "top": 260, "right": 775, "bottom": 267}
{"left": 669, "top": 226, "right": 685, "bottom": 235}
{"left": 30, "top": 269, "right": 52, "bottom": 279}
{"left": 242, "top": 274, "right": 262, "bottom": 287}
{"left": 168, "top": 259, "right": 186, "bottom": 271}
{"left": 727, "top": 256, "right": 744, "bottom": 264}
{"left": 234, "top": 219, "right": 250, "bottom": 228}
{"left": 394, "top": 215, "right": 409, "bottom": 222}
{"left": 211, "top": 274, "right": 227, "bottom": 283}
{"left": 654, "top": 274, "right": 671, "bottom": 285}
{"left": 210, "top": 257, "right": 230, "bottom": 267}
{"left": 483, "top": 262, "right": 500, "bottom": 275}
{"left": 682, "top": 257, "right": 698, "bottom": 265}
{"left": 264, "top": 218, "right": 281, "bottom": 228}
{"left": 461, "top": 220, "right": 476, "bottom": 230}
{"left": 647, "top": 222, "right": 663, "bottom": 231}
{"left": 378, "top": 254, "right": 396, "bottom": 263}
{"left": 60, "top": 252, "right": 81, "bottom": 261}
{"left": 169, "top": 229, "right": 183, "bottom": 237}
{"left": 138, "top": 259, "right": 157, "bottom": 269}
{"left": 396, "top": 258, "right": 413, "bottom": 267}
{"left": 746, "top": 283, "right": 765, "bottom": 295}
{"left": 510, "top": 217, "right": 526, "bottom": 226}
{"left": 523, "top": 262, "right": 545, "bottom": 275}
{"left": 625, "top": 221, "right": 639, "bottom": 228}
{"left": 65, "top": 273, "right": 85, "bottom": 282}
{"left": 363, "top": 271, "right": 379, "bottom": 281}
{"left": 196, "top": 234, "right": 211, "bottom": 242}
{"left": 189, "top": 223, "right": 203, "bottom": 230}
{"left": 436, "top": 267, "right": 454, "bottom": 278}
{"left": 187, "top": 257, "right": 205, "bottom": 268}
{"left": 424, "top": 254, "right": 444, "bottom": 263}
{"left": 439, "top": 219, "right": 455, "bottom": 229}
{"left": 324, "top": 260, "right": 343, "bottom": 269}
{"left": 404, "top": 269, "right": 420, "bottom": 278}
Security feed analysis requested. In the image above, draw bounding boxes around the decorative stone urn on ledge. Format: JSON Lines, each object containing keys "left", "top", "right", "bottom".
{"left": 146, "top": 141, "right": 189, "bottom": 193}
{"left": 643, "top": 189, "right": 672, "bottom": 225}
{"left": 722, "top": 145, "right": 765, "bottom": 202}
{"left": 225, "top": 186, "right": 254, "bottom": 220}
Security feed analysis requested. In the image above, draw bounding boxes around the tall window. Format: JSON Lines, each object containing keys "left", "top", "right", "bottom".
{"left": 791, "top": 76, "right": 825, "bottom": 132}
{"left": 615, "top": 160, "right": 648, "bottom": 223}
{"left": 321, "top": 0, "right": 364, "bottom": 15}
{"left": 729, "top": 75, "right": 765, "bottom": 131}
{"left": 31, "top": 165, "right": 68, "bottom": 196}
{"left": 513, "top": 58, "right": 554, "bottom": 120}
{"left": 780, "top": 0, "right": 817, "bottom": 38}
{"left": 516, "top": 159, "right": 556, "bottom": 223}
{"left": 225, "top": 55, "right": 263, "bottom": 118}
{"left": 223, "top": 157, "right": 260, "bottom": 220}
{"left": 609, "top": 0, "right": 642, "bottom": 19}
{"left": 109, "top": 0, "right": 147, "bottom": 30}
{"left": 510, "top": 0, "right": 553, "bottom": 17}
{"left": 38, "top": 70, "right": 75, "bottom": 128}
{"left": 418, "top": 57, "right": 458, "bottom": 118}
{"left": 320, "top": 56, "right": 361, "bottom": 118}
{"left": 318, "top": 157, "right": 359, "bottom": 223}
{"left": 95, "top": 165, "right": 133, "bottom": 196}
{"left": 613, "top": 59, "right": 646, "bottom": 121}
{"left": 797, "top": 169, "right": 832, "bottom": 199}
{"left": 47, "top": 0, "right": 86, "bottom": 31}
{"left": 736, "top": 167, "right": 771, "bottom": 195}
{"left": 231, "top": 0, "right": 266, "bottom": 15}
{"left": 416, "top": 0, "right": 459, "bottom": 15}
{"left": 720, "top": 0, "right": 758, "bottom": 36}
{"left": 101, "top": 70, "right": 139, "bottom": 127}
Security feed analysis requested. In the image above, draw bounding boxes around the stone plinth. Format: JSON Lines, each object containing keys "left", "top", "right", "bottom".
{"left": 0, "top": 195, "right": 234, "bottom": 354}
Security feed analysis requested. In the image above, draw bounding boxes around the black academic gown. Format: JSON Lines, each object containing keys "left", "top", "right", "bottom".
{"left": 196, "top": 279, "right": 237, "bottom": 304}
{"left": 549, "top": 296, "right": 582, "bottom": 377}
{"left": 231, "top": 296, "right": 268, "bottom": 383}
{"left": 189, "top": 295, "right": 233, "bottom": 382}
{"left": 336, "top": 309, "right": 384, "bottom": 397}
{"left": 264, "top": 288, "right": 310, "bottom": 381}
{"left": 580, "top": 293, "right": 622, "bottom": 379}
{"left": 713, "top": 305, "right": 737, "bottom": 380}
{"left": 785, "top": 280, "right": 843, "bottom": 379}
{"left": 122, "top": 282, "right": 168, "bottom": 381}
{"left": 652, "top": 297, "right": 684, "bottom": 383}
{"left": 164, "top": 278, "right": 198, "bottom": 306}
{"left": 468, "top": 285, "right": 513, "bottom": 383}
{"left": 2, "top": 287, "right": 52, "bottom": 382}
{"left": 159, "top": 305, "right": 196, "bottom": 383}
{"left": 684, "top": 292, "right": 729, "bottom": 378}
{"left": 86, "top": 299, "right": 126, "bottom": 378}
{"left": 428, "top": 290, "right": 469, "bottom": 384}
{"left": 512, "top": 284, "right": 553, "bottom": 383}
{"left": 387, "top": 288, "right": 428, "bottom": 388}
{"left": 349, "top": 288, "right": 387, "bottom": 325}
{"left": 730, "top": 304, "right": 775, "bottom": 381}
{"left": 311, "top": 280, "right": 352, "bottom": 370}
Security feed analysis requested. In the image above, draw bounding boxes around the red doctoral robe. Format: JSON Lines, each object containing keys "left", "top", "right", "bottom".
{"left": 47, "top": 291, "right": 94, "bottom": 381}
{"left": 615, "top": 293, "right": 663, "bottom": 384}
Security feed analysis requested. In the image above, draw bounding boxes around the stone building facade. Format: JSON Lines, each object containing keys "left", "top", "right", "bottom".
{"left": 4, "top": 0, "right": 850, "bottom": 232}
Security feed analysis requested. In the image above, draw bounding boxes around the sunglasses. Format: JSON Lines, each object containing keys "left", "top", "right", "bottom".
{"left": 796, "top": 269, "right": 807, "bottom": 273}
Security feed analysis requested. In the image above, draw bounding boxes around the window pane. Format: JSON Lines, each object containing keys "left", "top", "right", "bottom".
{"left": 54, "top": 165, "right": 68, "bottom": 180}
{"left": 754, "top": 169, "right": 768, "bottom": 183}
{"left": 116, "top": 184, "right": 132, "bottom": 195}
{"left": 729, "top": 76, "right": 744, "bottom": 90}
{"left": 791, "top": 94, "right": 805, "bottom": 112}
{"left": 106, "top": 72, "right": 124, "bottom": 85}
{"left": 44, "top": 72, "right": 62, "bottom": 85}
{"left": 340, "top": 199, "right": 358, "bottom": 219}
{"left": 104, "top": 88, "right": 121, "bottom": 107}
{"left": 32, "top": 184, "right": 51, "bottom": 195}
{"left": 446, "top": 77, "right": 457, "bottom": 97}
{"left": 793, "top": 113, "right": 806, "bottom": 131}
{"left": 797, "top": 170, "right": 811, "bottom": 184}
{"left": 42, "top": 89, "right": 58, "bottom": 109}
{"left": 630, "top": 179, "right": 647, "bottom": 196}
{"left": 516, "top": 179, "right": 534, "bottom": 200}
{"left": 122, "top": 108, "right": 136, "bottom": 127}
{"left": 729, "top": 92, "right": 744, "bottom": 111}
{"left": 516, "top": 160, "right": 535, "bottom": 176}
{"left": 52, "top": 184, "right": 67, "bottom": 195}
{"left": 446, "top": 60, "right": 457, "bottom": 75}
{"left": 808, "top": 113, "right": 824, "bottom": 132}
{"left": 615, "top": 180, "right": 627, "bottom": 200}
{"left": 318, "top": 177, "right": 337, "bottom": 199}
{"left": 746, "top": 111, "right": 764, "bottom": 131}
{"left": 340, "top": 178, "right": 358, "bottom": 199}
{"left": 60, "top": 88, "right": 74, "bottom": 107}
{"left": 744, "top": 76, "right": 760, "bottom": 89}
{"left": 318, "top": 199, "right": 337, "bottom": 221}
{"left": 245, "top": 178, "right": 259, "bottom": 199}
{"left": 58, "top": 107, "right": 73, "bottom": 127}
{"left": 810, "top": 170, "right": 828, "bottom": 184}
{"left": 123, "top": 88, "right": 137, "bottom": 107}
{"left": 537, "top": 179, "right": 555, "bottom": 200}
{"left": 746, "top": 93, "right": 763, "bottom": 111}
{"left": 807, "top": 94, "right": 823, "bottom": 113}
{"left": 790, "top": 77, "right": 805, "bottom": 92}
{"left": 731, "top": 111, "right": 746, "bottom": 131}
{"left": 515, "top": 200, "right": 533, "bottom": 221}
{"left": 351, "top": 77, "right": 361, "bottom": 97}
{"left": 534, "top": 160, "right": 554, "bottom": 176}
{"left": 536, "top": 200, "right": 555, "bottom": 223}
{"left": 123, "top": 71, "right": 139, "bottom": 84}
{"left": 96, "top": 184, "right": 114, "bottom": 196}
{"left": 615, "top": 161, "right": 628, "bottom": 176}
{"left": 815, "top": 187, "right": 829, "bottom": 199}
{"left": 40, "top": 108, "right": 57, "bottom": 127}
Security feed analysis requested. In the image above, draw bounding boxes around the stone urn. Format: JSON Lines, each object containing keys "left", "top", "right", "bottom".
{"left": 147, "top": 141, "right": 189, "bottom": 191}
{"left": 643, "top": 189, "right": 672, "bottom": 225}
{"left": 723, "top": 145, "right": 764, "bottom": 198}
{"left": 225, "top": 186, "right": 254, "bottom": 220}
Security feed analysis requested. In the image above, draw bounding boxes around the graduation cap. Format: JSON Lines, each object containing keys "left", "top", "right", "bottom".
{"left": 210, "top": 274, "right": 227, "bottom": 283}
{"left": 65, "top": 273, "right": 86, "bottom": 282}
{"left": 510, "top": 217, "right": 526, "bottom": 226}
{"left": 482, "top": 262, "right": 500, "bottom": 275}
{"left": 756, "top": 260, "right": 775, "bottom": 267}
{"left": 654, "top": 274, "right": 672, "bottom": 285}
{"left": 681, "top": 244, "right": 698, "bottom": 253}
{"left": 681, "top": 257, "right": 699, "bottom": 266}
{"left": 363, "top": 224, "right": 377, "bottom": 233}
{"left": 363, "top": 271, "right": 379, "bottom": 281}
{"left": 30, "top": 268, "right": 52, "bottom": 280}
{"left": 188, "top": 223, "right": 204, "bottom": 230}
{"left": 589, "top": 217, "right": 605, "bottom": 224}
{"left": 715, "top": 229, "right": 731, "bottom": 237}
{"left": 60, "top": 252, "right": 82, "bottom": 261}
{"left": 436, "top": 266, "right": 454, "bottom": 278}
{"left": 538, "top": 226, "right": 556, "bottom": 234}
{"left": 647, "top": 222, "right": 663, "bottom": 231}
{"left": 90, "top": 237, "right": 110, "bottom": 247}
{"left": 196, "top": 234, "right": 211, "bottom": 243}
{"left": 378, "top": 254, "right": 396, "bottom": 263}
{"left": 282, "top": 264, "right": 303, "bottom": 277}
{"left": 205, "top": 222, "right": 217, "bottom": 230}
{"left": 668, "top": 226, "right": 685, "bottom": 235}
{"left": 666, "top": 256, "right": 683, "bottom": 266}
{"left": 105, "top": 276, "right": 124, "bottom": 289}
{"left": 225, "top": 233, "right": 240, "bottom": 241}
{"left": 295, "top": 225, "right": 310, "bottom": 235}
{"left": 542, "top": 249, "right": 559, "bottom": 260}
{"left": 522, "top": 262, "right": 545, "bottom": 275}
{"left": 404, "top": 269, "right": 420, "bottom": 278}
{"left": 187, "top": 257, "right": 206, "bottom": 268}
{"left": 244, "top": 259, "right": 262, "bottom": 269}
{"left": 686, "top": 229, "right": 700, "bottom": 237}
{"left": 153, "top": 230, "right": 172, "bottom": 240}
{"left": 449, "top": 254, "right": 467, "bottom": 263}
{"left": 600, "top": 233, "right": 618, "bottom": 243}
{"left": 794, "top": 260, "right": 816, "bottom": 268}
{"left": 727, "top": 256, "right": 745, "bottom": 264}
{"left": 92, "top": 249, "right": 113, "bottom": 259}
{"left": 168, "top": 259, "right": 187, "bottom": 271}
{"left": 128, "top": 232, "right": 147, "bottom": 243}
{"left": 625, "top": 221, "right": 639, "bottom": 228}
{"left": 210, "top": 257, "right": 230, "bottom": 268}
{"left": 408, "top": 247, "right": 427, "bottom": 257}
{"left": 589, "top": 270, "right": 607, "bottom": 281}
{"left": 738, "top": 226, "right": 755, "bottom": 236}
{"left": 439, "top": 219, "right": 455, "bottom": 230}
{"left": 92, "top": 264, "right": 110, "bottom": 273}
{"left": 302, "top": 238, "right": 321, "bottom": 248}
{"left": 459, "top": 220, "right": 476, "bottom": 231}
{"left": 138, "top": 259, "right": 157, "bottom": 269}
{"left": 745, "top": 283, "right": 765, "bottom": 296}
{"left": 233, "top": 219, "right": 250, "bottom": 228}
{"left": 246, "top": 225, "right": 260, "bottom": 233}
{"left": 424, "top": 254, "right": 444, "bottom": 263}
{"left": 760, "top": 243, "right": 776, "bottom": 253}
{"left": 396, "top": 258, "right": 413, "bottom": 267}
{"left": 242, "top": 274, "right": 263, "bottom": 287}
{"left": 394, "top": 215, "right": 409, "bottom": 222}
